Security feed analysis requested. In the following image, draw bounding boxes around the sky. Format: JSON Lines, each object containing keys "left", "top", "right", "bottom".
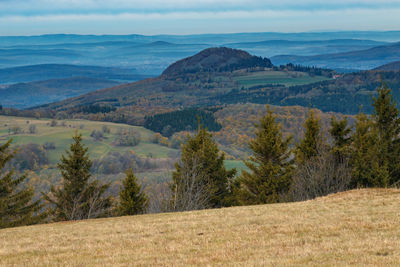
{"left": 1, "top": 0, "right": 400, "bottom": 36}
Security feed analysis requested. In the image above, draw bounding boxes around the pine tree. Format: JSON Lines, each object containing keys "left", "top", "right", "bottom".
{"left": 0, "top": 139, "right": 44, "bottom": 229}
{"left": 118, "top": 169, "right": 148, "bottom": 215}
{"left": 351, "top": 113, "right": 389, "bottom": 187}
{"left": 171, "top": 125, "right": 236, "bottom": 210}
{"left": 372, "top": 84, "right": 400, "bottom": 185}
{"left": 329, "top": 116, "right": 352, "bottom": 164}
{"left": 296, "top": 110, "right": 322, "bottom": 164}
{"left": 43, "top": 132, "right": 112, "bottom": 221}
{"left": 237, "top": 106, "right": 293, "bottom": 205}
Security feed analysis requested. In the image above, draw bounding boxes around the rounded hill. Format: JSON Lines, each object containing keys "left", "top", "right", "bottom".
{"left": 162, "top": 47, "right": 272, "bottom": 76}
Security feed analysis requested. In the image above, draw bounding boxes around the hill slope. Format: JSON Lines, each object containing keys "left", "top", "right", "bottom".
{"left": 1, "top": 189, "right": 399, "bottom": 265}
{"left": 0, "top": 77, "right": 121, "bottom": 108}
{"left": 375, "top": 61, "right": 400, "bottom": 71}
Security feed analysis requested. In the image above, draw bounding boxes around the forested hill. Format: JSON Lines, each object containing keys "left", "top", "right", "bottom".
{"left": 162, "top": 47, "right": 272, "bottom": 76}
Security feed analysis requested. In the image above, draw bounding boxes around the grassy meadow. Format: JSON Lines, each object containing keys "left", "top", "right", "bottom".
{"left": 0, "top": 115, "right": 247, "bottom": 172}
{"left": 0, "top": 115, "right": 177, "bottom": 164}
{"left": 234, "top": 70, "right": 330, "bottom": 88}
{"left": 0, "top": 189, "right": 399, "bottom": 266}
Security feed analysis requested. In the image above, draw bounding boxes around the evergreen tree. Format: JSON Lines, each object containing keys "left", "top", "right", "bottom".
{"left": 329, "top": 116, "right": 352, "bottom": 164}
{"left": 43, "top": 132, "right": 112, "bottom": 221}
{"left": 171, "top": 125, "right": 236, "bottom": 209}
{"left": 237, "top": 107, "right": 293, "bottom": 205}
{"left": 351, "top": 113, "right": 389, "bottom": 187}
{"left": 0, "top": 139, "right": 44, "bottom": 229}
{"left": 296, "top": 110, "right": 322, "bottom": 164}
{"left": 118, "top": 169, "right": 148, "bottom": 215}
{"left": 372, "top": 84, "right": 400, "bottom": 185}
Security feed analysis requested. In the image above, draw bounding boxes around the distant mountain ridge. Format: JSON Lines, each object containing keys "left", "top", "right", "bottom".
{"left": 0, "top": 64, "right": 146, "bottom": 83}
{"left": 0, "top": 77, "right": 120, "bottom": 108}
{"left": 1, "top": 32, "right": 399, "bottom": 74}
{"left": 271, "top": 42, "right": 400, "bottom": 70}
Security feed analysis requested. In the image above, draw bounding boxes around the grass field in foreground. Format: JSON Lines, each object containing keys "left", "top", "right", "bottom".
{"left": 1, "top": 189, "right": 399, "bottom": 266}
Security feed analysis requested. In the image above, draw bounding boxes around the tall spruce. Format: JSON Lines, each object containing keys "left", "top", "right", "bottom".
{"left": 0, "top": 139, "right": 44, "bottom": 229}
{"left": 237, "top": 106, "right": 293, "bottom": 205}
{"left": 296, "top": 110, "right": 322, "bottom": 164}
{"left": 171, "top": 125, "right": 236, "bottom": 209}
{"left": 329, "top": 116, "right": 353, "bottom": 164}
{"left": 372, "top": 84, "right": 400, "bottom": 185}
{"left": 351, "top": 113, "right": 389, "bottom": 187}
{"left": 118, "top": 169, "right": 148, "bottom": 215}
{"left": 43, "top": 132, "right": 112, "bottom": 221}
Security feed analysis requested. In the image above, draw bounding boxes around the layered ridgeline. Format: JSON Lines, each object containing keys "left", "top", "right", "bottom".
{"left": 0, "top": 77, "right": 120, "bottom": 108}
{"left": 271, "top": 42, "right": 400, "bottom": 70}
{"left": 28, "top": 47, "right": 400, "bottom": 124}
{"left": 0, "top": 64, "right": 150, "bottom": 109}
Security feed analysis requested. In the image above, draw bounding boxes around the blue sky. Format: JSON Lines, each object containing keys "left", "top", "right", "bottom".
{"left": 1, "top": 0, "right": 400, "bottom": 35}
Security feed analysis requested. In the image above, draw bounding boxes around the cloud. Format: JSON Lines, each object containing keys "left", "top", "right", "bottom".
{"left": 0, "top": 1, "right": 399, "bottom": 35}
{"left": 1, "top": 0, "right": 400, "bottom": 14}
{"left": 1, "top": 8, "right": 400, "bottom": 34}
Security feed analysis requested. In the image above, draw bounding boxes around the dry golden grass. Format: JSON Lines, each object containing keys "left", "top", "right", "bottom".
{"left": 1, "top": 189, "right": 400, "bottom": 266}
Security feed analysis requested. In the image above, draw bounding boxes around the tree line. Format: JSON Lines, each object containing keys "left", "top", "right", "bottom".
{"left": 144, "top": 108, "right": 222, "bottom": 137}
{"left": 1, "top": 84, "right": 399, "bottom": 229}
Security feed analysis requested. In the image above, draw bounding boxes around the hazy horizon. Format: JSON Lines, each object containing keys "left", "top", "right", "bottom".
{"left": 1, "top": 0, "right": 400, "bottom": 35}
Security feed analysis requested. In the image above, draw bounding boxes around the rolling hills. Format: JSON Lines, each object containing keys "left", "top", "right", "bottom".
{"left": 31, "top": 48, "right": 332, "bottom": 116}
{"left": 30, "top": 47, "right": 400, "bottom": 122}
{"left": 1, "top": 189, "right": 399, "bottom": 265}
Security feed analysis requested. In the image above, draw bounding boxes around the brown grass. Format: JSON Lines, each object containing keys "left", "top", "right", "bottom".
{"left": 1, "top": 189, "right": 400, "bottom": 266}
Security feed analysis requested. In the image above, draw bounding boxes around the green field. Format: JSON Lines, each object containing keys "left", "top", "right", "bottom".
{"left": 0, "top": 116, "right": 178, "bottom": 165}
{"left": 0, "top": 116, "right": 241, "bottom": 172}
{"left": 234, "top": 71, "right": 330, "bottom": 88}
{"left": 224, "top": 160, "right": 248, "bottom": 173}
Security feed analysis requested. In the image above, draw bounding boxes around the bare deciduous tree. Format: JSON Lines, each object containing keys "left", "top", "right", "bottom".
{"left": 291, "top": 147, "right": 352, "bottom": 201}
{"left": 171, "top": 156, "right": 211, "bottom": 212}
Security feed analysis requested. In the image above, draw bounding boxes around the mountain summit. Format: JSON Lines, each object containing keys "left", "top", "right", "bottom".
{"left": 162, "top": 47, "right": 272, "bottom": 76}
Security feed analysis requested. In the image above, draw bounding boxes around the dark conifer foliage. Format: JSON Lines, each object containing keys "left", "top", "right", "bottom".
{"left": 351, "top": 113, "right": 388, "bottom": 187}
{"left": 144, "top": 108, "right": 222, "bottom": 137}
{"left": 0, "top": 139, "right": 45, "bottom": 229}
{"left": 43, "top": 132, "right": 112, "bottom": 221}
{"left": 237, "top": 106, "right": 294, "bottom": 204}
{"left": 171, "top": 125, "right": 236, "bottom": 210}
{"left": 329, "top": 116, "right": 353, "bottom": 164}
{"left": 372, "top": 84, "right": 400, "bottom": 186}
{"left": 118, "top": 169, "right": 148, "bottom": 216}
{"left": 296, "top": 110, "right": 322, "bottom": 164}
